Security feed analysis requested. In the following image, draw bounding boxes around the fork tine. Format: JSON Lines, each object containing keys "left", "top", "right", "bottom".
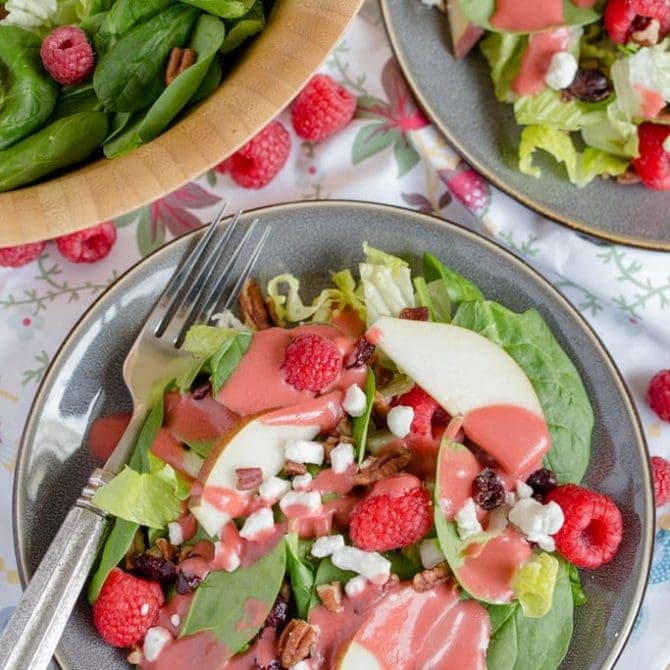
{"left": 159, "top": 211, "right": 244, "bottom": 345}
{"left": 150, "top": 202, "right": 228, "bottom": 334}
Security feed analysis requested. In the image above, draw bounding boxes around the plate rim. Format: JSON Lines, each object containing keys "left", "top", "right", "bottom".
{"left": 379, "top": 0, "right": 670, "bottom": 252}
{"left": 13, "top": 199, "right": 654, "bottom": 669}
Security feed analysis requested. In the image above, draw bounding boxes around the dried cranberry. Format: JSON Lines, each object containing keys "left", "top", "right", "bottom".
{"left": 133, "top": 553, "right": 177, "bottom": 585}
{"left": 526, "top": 468, "right": 558, "bottom": 499}
{"left": 399, "top": 306, "right": 430, "bottom": 321}
{"left": 472, "top": 468, "right": 505, "bottom": 510}
{"left": 565, "top": 69, "right": 612, "bottom": 103}
{"left": 344, "top": 336, "right": 375, "bottom": 369}
{"left": 263, "top": 595, "right": 290, "bottom": 630}
{"left": 192, "top": 380, "right": 212, "bottom": 400}
{"left": 175, "top": 571, "right": 202, "bottom": 594}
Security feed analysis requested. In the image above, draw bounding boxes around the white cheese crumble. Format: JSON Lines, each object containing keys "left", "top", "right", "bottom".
{"left": 516, "top": 480, "right": 534, "bottom": 499}
{"left": 168, "top": 522, "right": 184, "bottom": 546}
{"left": 285, "top": 439, "right": 324, "bottom": 465}
{"left": 170, "top": 614, "right": 181, "bottom": 628}
{"left": 343, "top": 384, "right": 367, "bottom": 417}
{"left": 279, "top": 490, "right": 322, "bottom": 515}
{"left": 331, "top": 546, "right": 391, "bottom": 585}
{"left": 419, "top": 538, "right": 445, "bottom": 569}
{"left": 387, "top": 405, "right": 414, "bottom": 437}
{"left": 213, "top": 539, "right": 241, "bottom": 572}
{"left": 330, "top": 442, "right": 355, "bottom": 474}
{"left": 143, "top": 627, "right": 172, "bottom": 662}
{"left": 509, "top": 498, "right": 564, "bottom": 552}
{"left": 239, "top": 507, "right": 275, "bottom": 541}
{"left": 292, "top": 472, "right": 313, "bottom": 491}
{"left": 545, "top": 51, "right": 578, "bottom": 91}
{"left": 311, "top": 534, "right": 345, "bottom": 558}
{"left": 454, "top": 498, "right": 483, "bottom": 541}
{"left": 259, "top": 475, "right": 291, "bottom": 503}
{"left": 345, "top": 575, "right": 368, "bottom": 598}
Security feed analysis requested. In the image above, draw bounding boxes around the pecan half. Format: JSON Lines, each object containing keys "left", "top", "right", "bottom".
{"left": 316, "top": 582, "right": 343, "bottom": 613}
{"left": 127, "top": 646, "right": 143, "bottom": 665}
{"left": 165, "top": 47, "right": 196, "bottom": 85}
{"left": 235, "top": 467, "right": 263, "bottom": 490}
{"left": 284, "top": 460, "right": 307, "bottom": 476}
{"left": 412, "top": 562, "right": 451, "bottom": 592}
{"left": 353, "top": 444, "right": 412, "bottom": 486}
{"left": 239, "top": 278, "right": 273, "bottom": 330}
{"left": 277, "top": 619, "right": 317, "bottom": 667}
{"left": 399, "top": 306, "right": 430, "bottom": 321}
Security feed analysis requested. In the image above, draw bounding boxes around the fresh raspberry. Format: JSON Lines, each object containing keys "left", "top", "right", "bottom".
{"left": 282, "top": 333, "right": 342, "bottom": 392}
{"left": 647, "top": 369, "right": 670, "bottom": 421}
{"left": 92, "top": 568, "right": 164, "bottom": 647}
{"left": 547, "top": 484, "right": 623, "bottom": 569}
{"left": 632, "top": 124, "right": 670, "bottom": 190}
{"left": 41, "top": 26, "right": 95, "bottom": 85}
{"left": 604, "top": 0, "right": 670, "bottom": 44}
{"left": 55, "top": 222, "right": 117, "bottom": 263}
{"left": 216, "top": 121, "right": 290, "bottom": 189}
{"left": 652, "top": 456, "right": 670, "bottom": 506}
{"left": 291, "top": 74, "right": 356, "bottom": 143}
{"left": 350, "top": 477, "right": 432, "bottom": 551}
{"left": 393, "top": 385, "right": 445, "bottom": 438}
{"left": 0, "top": 241, "right": 46, "bottom": 268}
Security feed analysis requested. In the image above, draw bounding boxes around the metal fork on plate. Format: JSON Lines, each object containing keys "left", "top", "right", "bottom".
{"left": 0, "top": 207, "right": 271, "bottom": 670}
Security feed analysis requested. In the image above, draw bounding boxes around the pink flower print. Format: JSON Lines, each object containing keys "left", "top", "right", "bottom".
{"left": 438, "top": 164, "right": 491, "bottom": 218}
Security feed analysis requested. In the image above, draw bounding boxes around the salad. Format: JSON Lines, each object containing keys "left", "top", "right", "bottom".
{"left": 432, "top": 0, "right": 670, "bottom": 190}
{"left": 86, "top": 245, "right": 623, "bottom": 669}
{"left": 0, "top": 0, "right": 272, "bottom": 192}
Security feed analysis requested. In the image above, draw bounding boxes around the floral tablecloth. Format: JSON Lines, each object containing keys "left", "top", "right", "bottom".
{"left": 0, "top": 2, "right": 668, "bottom": 667}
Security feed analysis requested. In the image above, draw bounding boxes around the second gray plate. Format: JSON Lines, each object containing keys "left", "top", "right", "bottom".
{"left": 381, "top": 0, "right": 670, "bottom": 250}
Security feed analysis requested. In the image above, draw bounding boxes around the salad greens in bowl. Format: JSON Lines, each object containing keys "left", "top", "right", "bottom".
{"left": 381, "top": 0, "right": 670, "bottom": 248}
{"left": 13, "top": 202, "right": 652, "bottom": 669}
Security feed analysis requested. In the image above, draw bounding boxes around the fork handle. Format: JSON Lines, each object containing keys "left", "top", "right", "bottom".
{"left": 0, "top": 469, "right": 113, "bottom": 670}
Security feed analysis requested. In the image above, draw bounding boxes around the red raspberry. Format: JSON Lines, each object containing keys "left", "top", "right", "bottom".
{"left": 604, "top": 0, "right": 670, "bottom": 44}
{"left": 349, "top": 476, "right": 433, "bottom": 551}
{"left": 282, "top": 333, "right": 342, "bottom": 392}
{"left": 0, "top": 241, "right": 46, "bottom": 268}
{"left": 393, "top": 385, "right": 446, "bottom": 438}
{"left": 632, "top": 123, "right": 670, "bottom": 190}
{"left": 55, "top": 222, "right": 117, "bottom": 263}
{"left": 41, "top": 26, "right": 95, "bottom": 85}
{"left": 216, "top": 121, "right": 290, "bottom": 189}
{"left": 291, "top": 74, "right": 356, "bottom": 143}
{"left": 652, "top": 456, "right": 670, "bottom": 506}
{"left": 547, "top": 484, "right": 623, "bottom": 569}
{"left": 92, "top": 568, "right": 164, "bottom": 647}
{"left": 647, "top": 369, "right": 670, "bottom": 421}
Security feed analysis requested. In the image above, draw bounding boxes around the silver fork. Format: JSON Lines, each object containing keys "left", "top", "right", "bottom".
{"left": 0, "top": 208, "right": 272, "bottom": 670}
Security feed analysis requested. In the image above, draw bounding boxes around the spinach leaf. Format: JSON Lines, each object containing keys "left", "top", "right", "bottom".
{"left": 423, "top": 252, "right": 484, "bottom": 308}
{"left": 94, "top": 4, "right": 199, "bottom": 113}
{"left": 452, "top": 301, "right": 593, "bottom": 483}
{"left": 137, "top": 13, "right": 225, "bottom": 143}
{"left": 221, "top": 0, "right": 265, "bottom": 53}
{"left": 486, "top": 559, "right": 574, "bottom": 670}
{"left": 286, "top": 533, "right": 315, "bottom": 619}
{"left": 209, "top": 330, "right": 252, "bottom": 394}
{"left": 129, "top": 398, "right": 165, "bottom": 473}
{"left": 179, "top": 0, "right": 255, "bottom": 19}
{"left": 413, "top": 276, "right": 452, "bottom": 322}
{"left": 568, "top": 563, "right": 587, "bottom": 606}
{"left": 353, "top": 367, "right": 375, "bottom": 464}
{"left": 189, "top": 57, "right": 223, "bottom": 104}
{"left": 180, "top": 538, "right": 285, "bottom": 653}
{"left": 382, "top": 550, "right": 420, "bottom": 581}
{"left": 87, "top": 518, "right": 138, "bottom": 603}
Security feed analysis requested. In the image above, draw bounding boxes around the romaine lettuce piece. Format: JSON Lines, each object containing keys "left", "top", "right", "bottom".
{"left": 513, "top": 552, "right": 559, "bottom": 618}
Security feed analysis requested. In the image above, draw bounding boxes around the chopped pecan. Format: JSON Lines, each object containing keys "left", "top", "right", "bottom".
{"left": 630, "top": 17, "right": 661, "bottom": 46}
{"left": 177, "top": 544, "right": 194, "bottom": 563}
{"left": 150, "top": 537, "right": 177, "bottom": 562}
{"left": 616, "top": 169, "right": 642, "bottom": 185}
{"left": 277, "top": 619, "right": 317, "bottom": 667}
{"left": 344, "top": 336, "right": 375, "bottom": 368}
{"left": 239, "top": 278, "right": 273, "bottom": 330}
{"left": 127, "top": 646, "right": 143, "bottom": 665}
{"left": 353, "top": 444, "right": 412, "bottom": 486}
{"left": 316, "top": 582, "right": 343, "bottom": 613}
{"left": 372, "top": 389, "right": 391, "bottom": 421}
{"left": 413, "top": 562, "right": 451, "bottom": 592}
{"left": 399, "top": 306, "right": 430, "bottom": 321}
{"left": 235, "top": 467, "right": 263, "bottom": 490}
{"left": 165, "top": 47, "right": 196, "bottom": 85}
{"left": 284, "top": 460, "right": 307, "bottom": 476}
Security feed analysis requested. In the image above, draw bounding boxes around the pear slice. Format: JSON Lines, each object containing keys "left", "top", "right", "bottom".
{"left": 446, "top": 0, "right": 484, "bottom": 58}
{"left": 191, "top": 416, "right": 320, "bottom": 537}
{"left": 369, "top": 317, "right": 550, "bottom": 476}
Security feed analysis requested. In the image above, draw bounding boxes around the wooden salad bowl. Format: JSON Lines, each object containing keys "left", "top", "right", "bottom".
{"left": 0, "top": 0, "right": 363, "bottom": 246}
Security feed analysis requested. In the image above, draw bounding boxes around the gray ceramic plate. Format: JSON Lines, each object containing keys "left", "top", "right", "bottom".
{"left": 380, "top": 0, "right": 670, "bottom": 250}
{"left": 14, "top": 201, "right": 652, "bottom": 669}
